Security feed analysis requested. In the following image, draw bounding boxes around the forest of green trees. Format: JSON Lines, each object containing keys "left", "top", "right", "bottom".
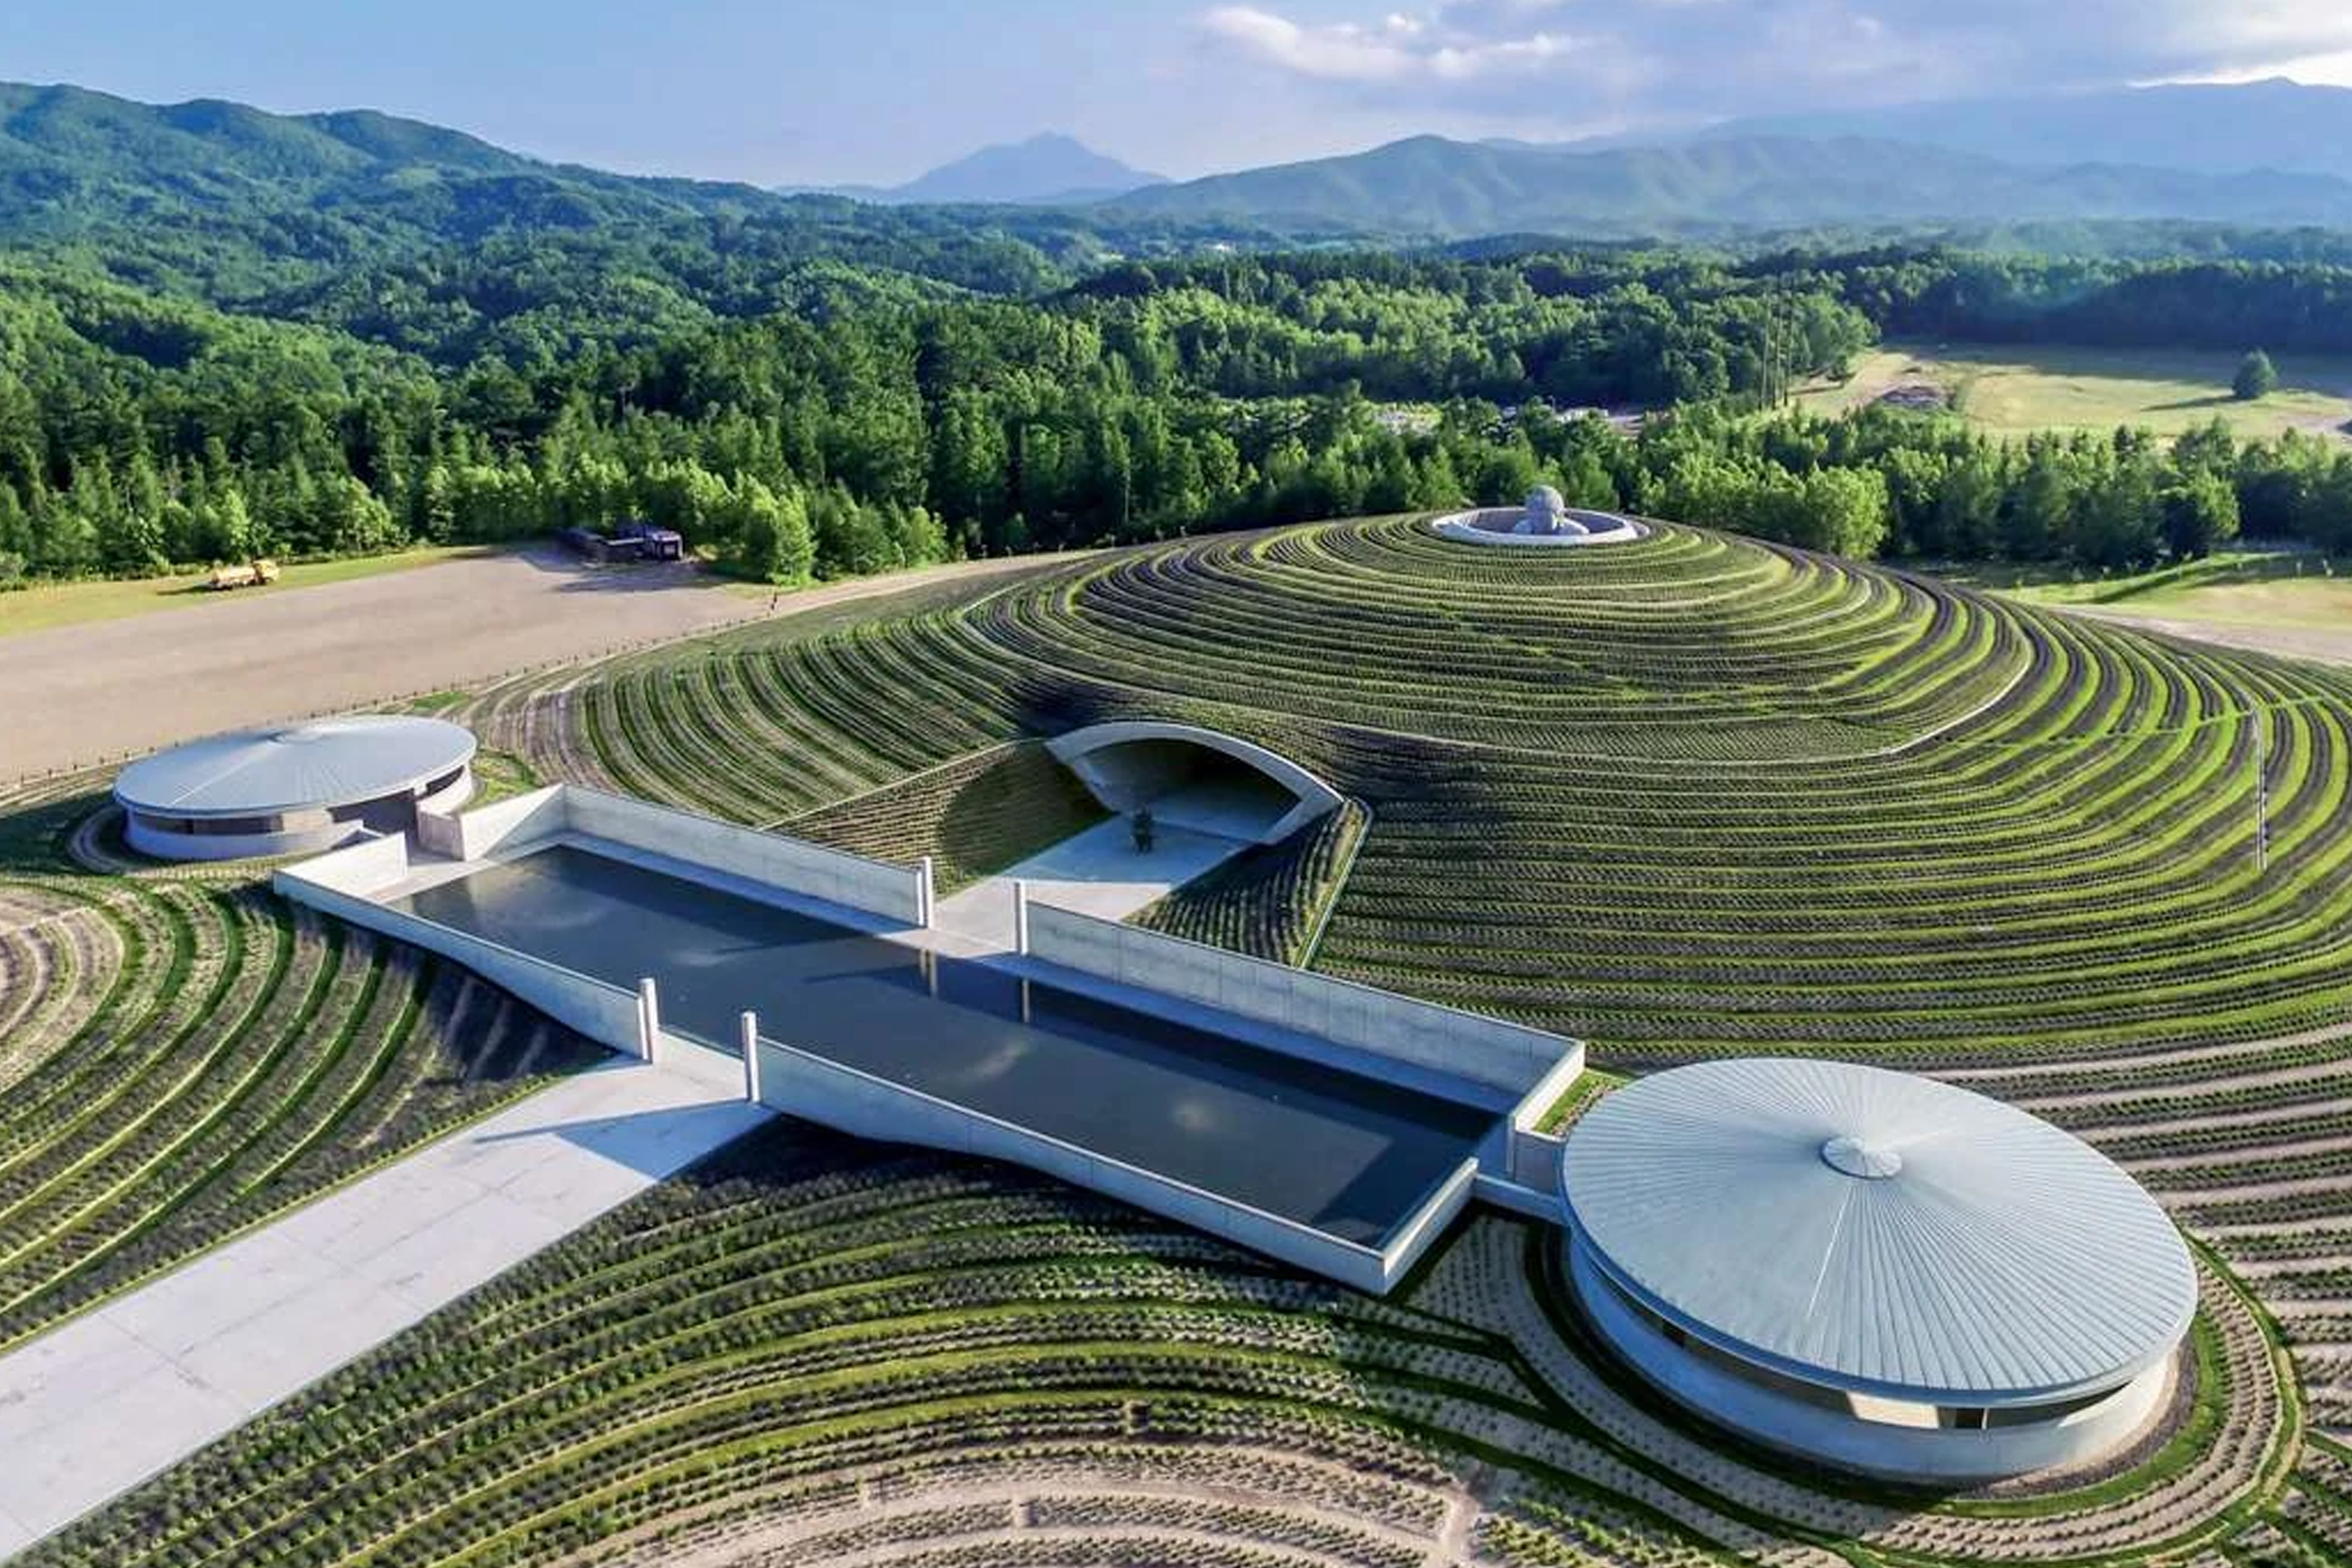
{"left": 6, "top": 239, "right": 2352, "bottom": 589}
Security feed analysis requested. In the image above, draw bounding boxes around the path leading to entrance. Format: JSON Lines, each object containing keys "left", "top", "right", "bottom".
{"left": 0, "top": 782, "right": 1262, "bottom": 1558}
{"left": 931, "top": 799, "right": 1259, "bottom": 951}
{"left": 0, "top": 1048, "right": 770, "bottom": 1559}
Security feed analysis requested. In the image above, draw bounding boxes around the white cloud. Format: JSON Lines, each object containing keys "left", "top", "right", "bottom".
{"left": 1197, "top": 0, "right": 2352, "bottom": 130}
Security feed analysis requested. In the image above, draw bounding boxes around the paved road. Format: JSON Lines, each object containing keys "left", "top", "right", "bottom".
{"left": 0, "top": 1047, "right": 769, "bottom": 1559}
{"left": 0, "top": 548, "right": 1068, "bottom": 785}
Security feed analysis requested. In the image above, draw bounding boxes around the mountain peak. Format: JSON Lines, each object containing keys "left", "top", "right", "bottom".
{"left": 882, "top": 133, "right": 1167, "bottom": 206}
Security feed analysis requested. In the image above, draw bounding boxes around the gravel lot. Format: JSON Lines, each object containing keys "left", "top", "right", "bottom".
{"left": 0, "top": 547, "right": 1044, "bottom": 784}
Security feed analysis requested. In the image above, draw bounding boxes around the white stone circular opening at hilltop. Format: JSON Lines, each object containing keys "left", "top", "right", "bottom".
{"left": 1430, "top": 487, "right": 1645, "bottom": 547}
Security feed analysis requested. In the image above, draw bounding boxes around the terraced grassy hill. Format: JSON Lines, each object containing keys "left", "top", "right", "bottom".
{"left": 457, "top": 517, "right": 2352, "bottom": 1435}
{"left": 10, "top": 517, "right": 2352, "bottom": 1567}
{"left": 0, "top": 776, "right": 596, "bottom": 1355}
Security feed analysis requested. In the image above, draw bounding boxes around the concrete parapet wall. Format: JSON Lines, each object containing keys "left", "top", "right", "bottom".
{"left": 753, "top": 1036, "right": 1454, "bottom": 1293}
{"left": 1047, "top": 721, "right": 1343, "bottom": 846}
{"left": 1025, "top": 903, "right": 1581, "bottom": 1097}
{"left": 412, "top": 803, "right": 466, "bottom": 861}
{"left": 1429, "top": 508, "right": 1645, "bottom": 547}
{"left": 277, "top": 832, "right": 417, "bottom": 896}
{"left": 448, "top": 784, "right": 570, "bottom": 862}
{"left": 562, "top": 787, "right": 926, "bottom": 927}
{"left": 404, "top": 784, "right": 928, "bottom": 929}
{"left": 274, "top": 868, "right": 644, "bottom": 1051}
{"left": 1472, "top": 1172, "right": 1568, "bottom": 1224}
{"left": 1510, "top": 1127, "right": 1567, "bottom": 1190}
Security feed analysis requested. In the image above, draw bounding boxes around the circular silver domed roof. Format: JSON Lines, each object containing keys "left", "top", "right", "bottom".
{"left": 115, "top": 717, "right": 476, "bottom": 817}
{"left": 1562, "top": 1058, "right": 2197, "bottom": 1403}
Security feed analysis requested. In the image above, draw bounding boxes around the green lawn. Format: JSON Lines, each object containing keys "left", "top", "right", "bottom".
{"left": 1801, "top": 342, "right": 2352, "bottom": 441}
{"left": 1955, "top": 549, "right": 2352, "bottom": 627}
{"left": 0, "top": 546, "right": 485, "bottom": 639}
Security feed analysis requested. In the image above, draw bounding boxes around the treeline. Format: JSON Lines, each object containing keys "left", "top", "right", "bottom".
{"left": 7, "top": 242, "right": 2352, "bottom": 589}
{"left": 1632, "top": 408, "right": 2352, "bottom": 565}
{"left": 0, "top": 251, "right": 1872, "bottom": 583}
{"left": 1805, "top": 246, "right": 2352, "bottom": 356}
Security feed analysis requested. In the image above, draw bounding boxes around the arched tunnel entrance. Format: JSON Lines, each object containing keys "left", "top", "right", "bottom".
{"left": 1045, "top": 722, "right": 1343, "bottom": 846}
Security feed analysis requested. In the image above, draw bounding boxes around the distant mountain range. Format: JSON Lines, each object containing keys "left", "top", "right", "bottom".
{"left": 1103, "top": 131, "right": 2352, "bottom": 237}
{"left": 0, "top": 81, "right": 776, "bottom": 258}
{"left": 10, "top": 75, "right": 2352, "bottom": 267}
{"left": 1696, "top": 79, "right": 2352, "bottom": 185}
{"left": 796, "top": 134, "right": 1167, "bottom": 206}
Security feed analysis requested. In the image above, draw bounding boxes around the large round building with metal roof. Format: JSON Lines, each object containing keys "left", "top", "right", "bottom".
{"left": 115, "top": 717, "right": 476, "bottom": 862}
{"left": 1560, "top": 1057, "right": 2198, "bottom": 1483}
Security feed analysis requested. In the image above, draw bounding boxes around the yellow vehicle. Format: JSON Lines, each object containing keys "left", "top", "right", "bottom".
{"left": 206, "top": 558, "right": 281, "bottom": 591}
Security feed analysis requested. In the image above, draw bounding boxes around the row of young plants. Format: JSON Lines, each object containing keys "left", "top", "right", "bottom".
{"left": 57, "top": 1111, "right": 2304, "bottom": 1568}
{"left": 513, "top": 514, "right": 2352, "bottom": 1427}
{"left": 782, "top": 742, "right": 1108, "bottom": 893}
{"left": 1136, "top": 800, "right": 1371, "bottom": 966}
{"left": 23, "top": 1123, "right": 1741, "bottom": 1568}
{"left": 0, "top": 777, "right": 598, "bottom": 1351}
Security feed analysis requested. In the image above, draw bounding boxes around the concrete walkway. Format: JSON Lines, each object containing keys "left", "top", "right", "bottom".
{"left": 0, "top": 796, "right": 1264, "bottom": 1557}
{"left": 931, "top": 812, "right": 1254, "bottom": 951}
{"left": 0, "top": 1046, "right": 770, "bottom": 1558}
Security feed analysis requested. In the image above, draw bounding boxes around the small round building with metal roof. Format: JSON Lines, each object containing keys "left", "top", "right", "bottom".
{"left": 1560, "top": 1057, "right": 2197, "bottom": 1482}
{"left": 114, "top": 717, "right": 477, "bottom": 862}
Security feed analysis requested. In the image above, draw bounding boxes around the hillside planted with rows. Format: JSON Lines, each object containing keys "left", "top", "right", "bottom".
{"left": 0, "top": 770, "right": 597, "bottom": 1353}
{"left": 450, "top": 516, "right": 2352, "bottom": 1444}
{"left": 7, "top": 515, "right": 2349, "bottom": 1564}
{"left": 22, "top": 1117, "right": 2325, "bottom": 1568}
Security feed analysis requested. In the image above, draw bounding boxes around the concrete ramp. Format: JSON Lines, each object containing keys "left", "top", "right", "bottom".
{"left": 1047, "top": 722, "right": 1342, "bottom": 846}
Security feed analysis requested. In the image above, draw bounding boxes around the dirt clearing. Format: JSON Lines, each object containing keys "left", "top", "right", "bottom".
{"left": 1, "top": 547, "right": 1056, "bottom": 784}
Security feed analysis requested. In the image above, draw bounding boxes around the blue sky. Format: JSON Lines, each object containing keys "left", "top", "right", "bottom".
{"left": 7, "top": 1, "right": 2352, "bottom": 185}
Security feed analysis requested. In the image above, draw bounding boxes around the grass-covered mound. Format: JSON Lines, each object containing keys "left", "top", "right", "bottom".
{"left": 24, "top": 1119, "right": 2312, "bottom": 1568}
{"left": 16, "top": 514, "right": 2345, "bottom": 1567}
{"left": 472, "top": 515, "right": 2352, "bottom": 1434}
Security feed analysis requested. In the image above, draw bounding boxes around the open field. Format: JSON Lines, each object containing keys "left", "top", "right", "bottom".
{"left": 0, "top": 546, "right": 482, "bottom": 639}
{"left": 6, "top": 515, "right": 2351, "bottom": 1564}
{"left": 0, "top": 547, "right": 1070, "bottom": 784}
{"left": 1958, "top": 551, "right": 2352, "bottom": 669}
{"left": 1803, "top": 342, "right": 2352, "bottom": 439}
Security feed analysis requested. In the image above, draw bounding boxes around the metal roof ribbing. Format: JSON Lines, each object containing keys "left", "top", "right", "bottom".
{"left": 113, "top": 718, "right": 476, "bottom": 816}
{"left": 1562, "top": 1057, "right": 2198, "bottom": 1403}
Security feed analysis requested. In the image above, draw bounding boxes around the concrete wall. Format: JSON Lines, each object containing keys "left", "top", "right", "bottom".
{"left": 1025, "top": 903, "right": 1581, "bottom": 1098}
{"left": 562, "top": 787, "right": 927, "bottom": 927}
{"left": 274, "top": 865, "right": 644, "bottom": 1053}
{"left": 126, "top": 814, "right": 358, "bottom": 863}
{"left": 443, "top": 784, "right": 570, "bottom": 862}
{"left": 282, "top": 832, "right": 417, "bottom": 896}
{"left": 1510, "top": 1127, "right": 1567, "bottom": 1189}
{"left": 752, "top": 1034, "right": 1465, "bottom": 1293}
{"left": 1568, "top": 1239, "right": 2173, "bottom": 1482}
{"left": 1428, "top": 509, "right": 1644, "bottom": 547}
{"left": 1047, "top": 721, "right": 1343, "bottom": 846}
{"left": 416, "top": 768, "right": 475, "bottom": 812}
{"left": 405, "top": 784, "right": 929, "bottom": 930}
